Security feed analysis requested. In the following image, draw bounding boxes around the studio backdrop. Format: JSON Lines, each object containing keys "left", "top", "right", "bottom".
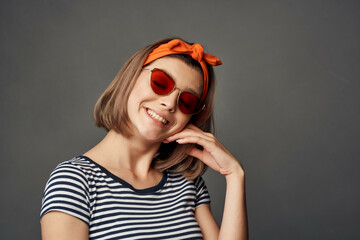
{"left": 0, "top": 0, "right": 359, "bottom": 239}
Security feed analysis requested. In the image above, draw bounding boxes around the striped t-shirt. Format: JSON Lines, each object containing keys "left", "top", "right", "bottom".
{"left": 40, "top": 156, "right": 211, "bottom": 239}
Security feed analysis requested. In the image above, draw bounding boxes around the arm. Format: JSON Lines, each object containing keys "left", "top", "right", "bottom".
{"left": 195, "top": 204, "right": 220, "bottom": 240}
{"left": 41, "top": 211, "right": 89, "bottom": 240}
{"left": 40, "top": 163, "right": 91, "bottom": 239}
{"left": 166, "top": 124, "right": 248, "bottom": 240}
{"left": 195, "top": 171, "right": 248, "bottom": 240}
{"left": 220, "top": 170, "right": 247, "bottom": 240}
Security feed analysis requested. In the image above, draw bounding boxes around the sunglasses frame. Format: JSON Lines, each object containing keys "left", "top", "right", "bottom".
{"left": 143, "top": 68, "right": 205, "bottom": 115}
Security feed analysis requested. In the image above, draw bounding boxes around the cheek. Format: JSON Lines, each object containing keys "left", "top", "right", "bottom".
{"left": 128, "top": 80, "right": 152, "bottom": 105}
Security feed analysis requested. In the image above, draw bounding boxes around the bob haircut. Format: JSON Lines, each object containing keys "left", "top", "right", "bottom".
{"left": 94, "top": 37, "right": 216, "bottom": 179}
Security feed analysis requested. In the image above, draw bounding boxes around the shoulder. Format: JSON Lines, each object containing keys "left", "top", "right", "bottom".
{"left": 165, "top": 172, "right": 208, "bottom": 192}
{"left": 41, "top": 157, "right": 95, "bottom": 223}
{"left": 166, "top": 172, "right": 193, "bottom": 186}
{"left": 53, "top": 156, "right": 94, "bottom": 173}
{"left": 165, "top": 172, "right": 207, "bottom": 185}
{"left": 165, "top": 172, "right": 210, "bottom": 206}
{"left": 193, "top": 175, "right": 207, "bottom": 189}
{"left": 50, "top": 156, "right": 99, "bottom": 177}
{"left": 44, "top": 156, "right": 98, "bottom": 194}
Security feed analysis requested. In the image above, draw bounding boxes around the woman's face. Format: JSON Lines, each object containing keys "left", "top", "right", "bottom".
{"left": 127, "top": 56, "right": 203, "bottom": 142}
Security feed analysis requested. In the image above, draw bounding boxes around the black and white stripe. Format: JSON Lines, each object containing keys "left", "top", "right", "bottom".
{"left": 41, "top": 156, "right": 210, "bottom": 240}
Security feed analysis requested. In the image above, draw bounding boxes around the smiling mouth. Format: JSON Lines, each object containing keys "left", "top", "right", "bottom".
{"left": 146, "top": 109, "right": 168, "bottom": 125}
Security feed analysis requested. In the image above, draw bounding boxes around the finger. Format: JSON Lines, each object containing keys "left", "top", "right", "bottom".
{"left": 187, "top": 147, "right": 203, "bottom": 159}
{"left": 167, "top": 129, "right": 213, "bottom": 142}
{"left": 186, "top": 124, "right": 212, "bottom": 136}
{"left": 176, "top": 136, "right": 216, "bottom": 152}
{"left": 170, "top": 134, "right": 214, "bottom": 147}
{"left": 167, "top": 124, "right": 205, "bottom": 139}
{"left": 186, "top": 124, "right": 214, "bottom": 136}
{"left": 187, "top": 148, "right": 220, "bottom": 172}
{"left": 186, "top": 123, "right": 200, "bottom": 131}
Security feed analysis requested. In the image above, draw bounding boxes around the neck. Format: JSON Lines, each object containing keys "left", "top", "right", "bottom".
{"left": 84, "top": 129, "right": 162, "bottom": 177}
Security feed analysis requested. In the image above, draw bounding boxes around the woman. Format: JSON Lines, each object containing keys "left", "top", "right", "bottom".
{"left": 40, "top": 38, "right": 248, "bottom": 240}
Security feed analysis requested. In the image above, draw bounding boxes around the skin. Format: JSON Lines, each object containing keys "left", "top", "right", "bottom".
{"left": 41, "top": 57, "right": 248, "bottom": 240}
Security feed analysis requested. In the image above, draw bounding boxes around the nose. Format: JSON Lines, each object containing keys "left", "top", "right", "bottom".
{"left": 159, "top": 89, "right": 180, "bottom": 112}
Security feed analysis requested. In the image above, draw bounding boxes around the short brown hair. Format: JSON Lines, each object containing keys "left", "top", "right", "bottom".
{"left": 94, "top": 37, "right": 217, "bottom": 179}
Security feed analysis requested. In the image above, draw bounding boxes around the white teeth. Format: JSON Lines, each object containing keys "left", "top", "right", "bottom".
{"left": 147, "top": 109, "right": 168, "bottom": 125}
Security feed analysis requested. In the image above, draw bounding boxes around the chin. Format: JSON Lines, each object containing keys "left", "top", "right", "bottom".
{"left": 135, "top": 127, "right": 167, "bottom": 143}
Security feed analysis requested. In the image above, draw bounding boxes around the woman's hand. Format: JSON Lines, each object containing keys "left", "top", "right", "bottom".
{"left": 166, "top": 124, "right": 248, "bottom": 239}
{"left": 165, "top": 124, "right": 244, "bottom": 176}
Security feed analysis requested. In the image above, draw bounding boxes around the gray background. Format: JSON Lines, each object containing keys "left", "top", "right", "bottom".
{"left": 1, "top": 0, "right": 359, "bottom": 239}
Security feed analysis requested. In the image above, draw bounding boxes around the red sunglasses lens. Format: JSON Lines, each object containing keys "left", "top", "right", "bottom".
{"left": 150, "top": 69, "right": 174, "bottom": 95}
{"left": 179, "top": 91, "right": 201, "bottom": 114}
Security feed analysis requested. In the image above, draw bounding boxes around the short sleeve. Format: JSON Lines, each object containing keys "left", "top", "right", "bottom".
{"left": 194, "top": 176, "right": 211, "bottom": 207}
{"left": 40, "top": 162, "right": 91, "bottom": 225}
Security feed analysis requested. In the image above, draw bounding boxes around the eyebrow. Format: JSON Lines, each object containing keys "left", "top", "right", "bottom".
{"left": 156, "top": 68, "right": 202, "bottom": 98}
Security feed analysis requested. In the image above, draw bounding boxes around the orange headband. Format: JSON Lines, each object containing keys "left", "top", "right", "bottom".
{"left": 143, "top": 39, "right": 222, "bottom": 102}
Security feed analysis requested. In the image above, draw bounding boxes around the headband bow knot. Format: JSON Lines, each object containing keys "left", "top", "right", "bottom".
{"left": 143, "top": 39, "right": 222, "bottom": 102}
{"left": 167, "top": 40, "right": 222, "bottom": 66}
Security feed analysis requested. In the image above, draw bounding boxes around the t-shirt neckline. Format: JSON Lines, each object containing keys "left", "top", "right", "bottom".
{"left": 78, "top": 155, "right": 167, "bottom": 194}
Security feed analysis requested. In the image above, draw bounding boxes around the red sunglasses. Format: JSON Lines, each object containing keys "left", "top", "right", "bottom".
{"left": 144, "top": 68, "right": 205, "bottom": 115}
